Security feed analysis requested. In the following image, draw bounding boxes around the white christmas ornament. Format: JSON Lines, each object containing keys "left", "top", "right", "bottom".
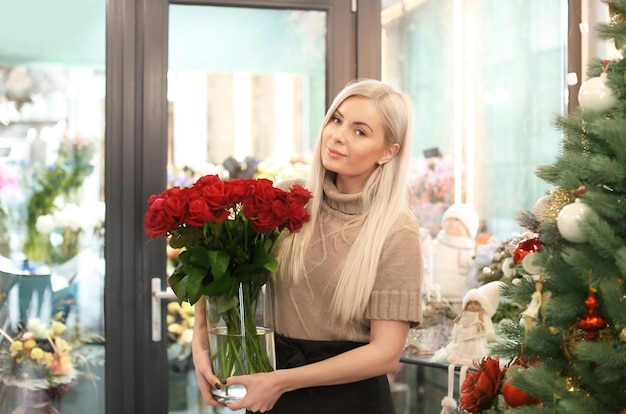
{"left": 557, "top": 199, "right": 592, "bottom": 243}
{"left": 522, "top": 252, "right": 543, "bottom": 275}
{"left": 578, "top": 73, "right": 617, "bottom": 113}
{"left": 501, "top": 257, "right": 516, "bottom": 277}
{"left": 532, "top": 195, "right": 552, "bottom": 222}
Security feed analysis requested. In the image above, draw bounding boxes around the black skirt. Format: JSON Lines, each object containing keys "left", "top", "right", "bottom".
{"left": 247, "top": 334, "right": 395, "bottom": 414}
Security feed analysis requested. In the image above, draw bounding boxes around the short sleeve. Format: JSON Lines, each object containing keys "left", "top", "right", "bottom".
{"left": 365, "top": 215, "right": 424, "bottom": 327}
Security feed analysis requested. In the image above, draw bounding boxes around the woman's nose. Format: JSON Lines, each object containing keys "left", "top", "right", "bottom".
{"left": 331, "top": 126, "right": 345, "bottom": 142}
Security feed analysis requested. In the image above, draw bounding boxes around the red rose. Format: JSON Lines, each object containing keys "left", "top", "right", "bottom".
{"left": 199, "top": 179, "right": 231, "bottom": 212}
{"left": 250, "top": 178, "right": 278, "bottom": 205}
{"left": 195, "top": 174, "right": 220, "bottom": 188}
{"left": 287, "top": 184, "right": 312, "bottom": 204}
{"left": 250, "top": 211, "right": 277, "bottom": 233}
{"left": 225, "top": 179, "right": 253, "bottom": 204}
{"left": 241, "top": 199, "right": 260, "bottom": 221}
{"left": 162, "top": 187, "right": 188, "bottom": 223}
{"left": 271, "top": 198, "right": 291, "bottom": 225}
{"left": 185, "top": 195, "right": 213, "bottom": 226}
{"left": 286, "top": 202, "right": 310, "bottom": 232}
{"left": 144, "top": 195, "right": 177, "bottom": 238}
{"left": 459, "top": 357, "right": 506, "bottom": 413}
{"left": 240, "top": 181, "right": 275, "bottom": 222}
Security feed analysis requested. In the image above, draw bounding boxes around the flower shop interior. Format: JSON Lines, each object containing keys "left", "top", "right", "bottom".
{"left": 1, "top": 0, "right": 625, "bottom": 413}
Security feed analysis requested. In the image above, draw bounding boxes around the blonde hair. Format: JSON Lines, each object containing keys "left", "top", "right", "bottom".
{"left": 275, "top": 79, "right": 416, "bottom": 324}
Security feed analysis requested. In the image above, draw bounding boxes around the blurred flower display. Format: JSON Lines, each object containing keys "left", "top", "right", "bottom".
{"left": 34, "top": 201, "right": 105, "bottom": 265}
{"left": 166, "top": 301, "right": 195, "bottom": 368}
{"left": 0, "top": 165, "right": 19, "bottom": 195}
{"left": 21, "top": 136, "right": 98, "bottom": 265}
{"left": 0, "top": 316, "right": 103, "bottom": 412}
{"left": 254, "top": 153, "right": 312, "bottom": 183}
{"left": 0, "top": 164, "right": 20, "bottom": 257}
{"left": 407, "top": 156, "right": 455, "bottom": 237}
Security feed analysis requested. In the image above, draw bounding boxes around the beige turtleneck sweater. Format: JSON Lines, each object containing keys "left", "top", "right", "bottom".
{"left": 272, "top": 177, "right": 423, "bottom": 343}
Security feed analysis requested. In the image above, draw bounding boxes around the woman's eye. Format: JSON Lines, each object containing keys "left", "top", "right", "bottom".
{"left": 356, "top": 129, "right": 366, "bottom": 137}
{"left": 332, "top": 116, "right": 341, "bottom": 124}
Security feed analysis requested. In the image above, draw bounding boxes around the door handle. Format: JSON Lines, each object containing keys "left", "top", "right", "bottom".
{"left": 151, "top": 277, "right": 178, "bottom": 342}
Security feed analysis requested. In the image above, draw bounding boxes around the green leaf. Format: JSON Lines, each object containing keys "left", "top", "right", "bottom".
{"left": 168, "top": 271, "right": 186, "bottom": 301}
{"left": 186, "top": 267, "right": 208, "bottom": 305}
{"left": 208, "top": 249, "right": 230, "bottom": 279}
{"left": 252, "top": 245, "right": 278, "bottom": 272}
{"left": 176, "top": 249, "right": 191, "bottom": 265}
{"left": 216, "top": 294, "right": 239, "bottom": 314}
{"left": 169, "top": 226, "right": 204, "bottom": 248}
{"left": 168, "top": 257, "right": 213, "bottom": 305}
{"left": 187, "top": 246, "right": 211, "bottom": 268}
{"left": 169, "top": 276, "right": 190, "bottom": 304}
{"left": 263, "top": 259, "right": 278, "bottom": 273}
{"left": 202, "top": 275, "right": 233, "bottom": 297}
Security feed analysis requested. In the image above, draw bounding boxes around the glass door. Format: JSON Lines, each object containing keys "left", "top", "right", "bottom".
{"left": 166, "top": 6, "right": 327, "bottom": 412}
{"left": 123, "top": 1, "right": 381, "bottom": 413}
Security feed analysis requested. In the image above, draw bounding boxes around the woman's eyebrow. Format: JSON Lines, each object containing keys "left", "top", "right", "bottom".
{"left": 334, "top": 108, "right": 374, "bottom": 133}
{"left": 353, "top": 121, "right": 373, "bottom": 133}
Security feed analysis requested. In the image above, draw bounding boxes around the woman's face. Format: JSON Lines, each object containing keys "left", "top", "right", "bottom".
{"left": 321, "top": 96, "right": 398, "bottom": 193}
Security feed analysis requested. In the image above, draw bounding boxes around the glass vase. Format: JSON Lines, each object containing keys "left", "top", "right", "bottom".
{"left": 205, "top": 281, "right": 275, "bottom": 404}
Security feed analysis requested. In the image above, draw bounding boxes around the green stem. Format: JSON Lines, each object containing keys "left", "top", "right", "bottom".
{"left": 208, "top": 282, "right": 273, "bottom": 385}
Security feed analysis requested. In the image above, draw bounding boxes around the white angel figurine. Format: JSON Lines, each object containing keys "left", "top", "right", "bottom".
{"left": 431, "top": 281, "right": 504, "bottom": 413}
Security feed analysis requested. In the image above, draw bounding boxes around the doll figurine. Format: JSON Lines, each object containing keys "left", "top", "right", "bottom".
{"left": 431, "top": 281, "right": 504, "bottom": 413}
{"left": 431, "top": 281, "right": 502, "bottom": 366}
{"left": 432, "top": 203, "right": 479, "bottom": 314}
{"left": 519, "top": 279, "right": 551, "bottom": 336}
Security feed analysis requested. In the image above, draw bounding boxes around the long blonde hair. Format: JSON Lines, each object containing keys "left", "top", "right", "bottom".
{"left": 275, "top": 79, "right": 416, "bottom": 323}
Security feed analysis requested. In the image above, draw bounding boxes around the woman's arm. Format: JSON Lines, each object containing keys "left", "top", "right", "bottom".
{"left": 191, "top": 297, "right": 226, "bottom": 408}
{"left": 225, "top": 319, "right": 410, "bottom": 413}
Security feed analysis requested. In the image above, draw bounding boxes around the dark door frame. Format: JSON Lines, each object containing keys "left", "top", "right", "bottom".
{"left": 105, "top": 1, "right": 381, "bottom": 413}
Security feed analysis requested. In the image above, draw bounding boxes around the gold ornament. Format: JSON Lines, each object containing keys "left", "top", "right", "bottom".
{"left": 547, "top": 187, "right": 576, "bottom": 221}
{"left": 562, "top": 323, "right": 614, "bottom": 364}
{"left": 564, "top": 376, "right": 581, "bottom": 393}
{"left": 562, "top": 324, "right": 586, "bottom": 364}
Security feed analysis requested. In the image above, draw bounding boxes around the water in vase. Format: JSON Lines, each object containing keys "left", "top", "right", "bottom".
{"left": 208, "top": 326, "right": 276, "bottom": 404}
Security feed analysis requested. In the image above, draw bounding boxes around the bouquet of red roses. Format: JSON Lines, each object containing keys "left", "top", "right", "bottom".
{"left": 144, "top": 174, "right": 312, "bottom": 305}
{"left": 144, "top": 175, "right": 312, "bottom": 396}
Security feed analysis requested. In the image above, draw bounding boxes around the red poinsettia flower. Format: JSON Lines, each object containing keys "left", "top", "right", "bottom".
{"left": 459, "top": 357, "right": 507, "bottom": 413}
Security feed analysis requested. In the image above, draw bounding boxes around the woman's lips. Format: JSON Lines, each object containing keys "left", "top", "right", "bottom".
{"left": 326, "top": 147, "right": 345, "bottom": 158}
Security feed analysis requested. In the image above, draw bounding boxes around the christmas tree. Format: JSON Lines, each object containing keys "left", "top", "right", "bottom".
{"left": 484, "top": 1, "right": 626, "bottom": 412}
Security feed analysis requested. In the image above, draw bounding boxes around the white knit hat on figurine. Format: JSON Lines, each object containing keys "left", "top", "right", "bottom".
{"left": 461, "top": 280, "right": 504, "bottom": 318}
{"left": 442, "top": 203, "right": 480, "bottom": 238}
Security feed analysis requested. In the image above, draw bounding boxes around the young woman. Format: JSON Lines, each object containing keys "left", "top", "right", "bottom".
{"left": 192, "top": 79, "right": 424, "bottom": 413}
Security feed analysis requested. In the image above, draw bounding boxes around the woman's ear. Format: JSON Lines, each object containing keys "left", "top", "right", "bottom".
{"left": 377, "top": 143, "right": 400, "bottom": 165}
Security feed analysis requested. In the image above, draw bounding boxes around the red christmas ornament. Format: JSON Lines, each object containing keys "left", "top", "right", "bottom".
{"left": 513, "top": 238, "right": 542, "bottom": 264}
{"left": 576, "top": 289, "right": 607, "bottom": 340}
{"left": 502, "top": 376, "right": 540, "bottom": 407}
{"left": 574, "top": 184, "right": 586, "bottom": 196}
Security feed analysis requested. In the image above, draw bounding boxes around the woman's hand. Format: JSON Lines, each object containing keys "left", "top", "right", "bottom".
{"left": 191, "top": 297, "right": 226, "bottom": 407}
{"left": 225, "top": 320, "right": 409, "bottom": 412}
{"left": 222, "top": 371, "right": 284, "bottom": 413}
